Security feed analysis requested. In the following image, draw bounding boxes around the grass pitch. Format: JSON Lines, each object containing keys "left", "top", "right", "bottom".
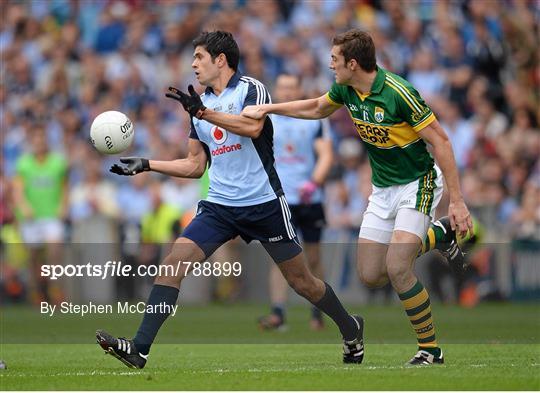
{"left": 1, "top": 303, "right": 539, "bottom": 390}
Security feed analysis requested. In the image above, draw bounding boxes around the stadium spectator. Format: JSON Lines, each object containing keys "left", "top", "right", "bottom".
{"left": 12, "top": 126, "right": 68, "bottom": 304}
{"left": 69, "top": 152, "right": 119, "bottom": 223}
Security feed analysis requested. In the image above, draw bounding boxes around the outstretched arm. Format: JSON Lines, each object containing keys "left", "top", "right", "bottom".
{"left": 242, "top": 94, "right": 341, "bottom": 120}
{"left": 110, "top": 139, "right": 208, "bottom": 179}
{"left": 418, "top": 119, "right": 473, "bottom": 237}
{"left": 149, "top": 139, "right": 208, "bottom": 178}
{"left": 200, "top": 109, "right": 266, "bottom": 138}
{"left": 166, "top": 84, "right": 267, "bottom": 138}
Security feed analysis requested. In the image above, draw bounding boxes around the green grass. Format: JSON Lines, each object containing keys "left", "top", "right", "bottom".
{"left": 1, "top": 303, "right": 539, "bottom": 390}
{"left": 2, "top": 343, "right": 539, "bottom": 390}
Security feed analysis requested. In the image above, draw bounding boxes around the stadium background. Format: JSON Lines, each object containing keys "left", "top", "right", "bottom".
{"left": 1, "top": 0, "right": 539, "bottom": 390}
{"left": 2, "top": 0, "right": 538, "bottom": 306}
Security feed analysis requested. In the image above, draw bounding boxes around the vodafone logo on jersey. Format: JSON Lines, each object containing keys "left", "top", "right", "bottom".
{"left": 209, "top": 126, "right": 241, "bottom": 156}
{"left": 211, "top": 143, "right": 242, "bottom": 156}
{"left": 211, "top": 126, "right": 228, "bottom": 144}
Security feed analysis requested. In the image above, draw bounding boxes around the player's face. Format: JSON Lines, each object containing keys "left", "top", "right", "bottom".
{"left": 274, "top": 75, "right": 302, "bottom": 102}
{"left": 330, "top": 45, "right": 352, "bottom": 85}
{"left": 192, "top": 46, "right": 219, "bottom": 86}
{"left": 31, "top": 130, "right": 49, "bottom": 155}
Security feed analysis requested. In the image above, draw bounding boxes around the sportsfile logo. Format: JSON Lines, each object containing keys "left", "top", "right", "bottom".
{"left": 211, "top": 143, "right": 242, "bottom": 156}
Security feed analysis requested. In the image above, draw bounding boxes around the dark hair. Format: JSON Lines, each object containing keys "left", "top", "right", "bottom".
{"left": 332, "top": 29, "right": 376, "bottom": 72}
{"left": 192, "top": 31, "right": 240, "bottom": 71}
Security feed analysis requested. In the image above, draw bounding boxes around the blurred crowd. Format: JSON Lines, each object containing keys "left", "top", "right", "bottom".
{"left": 1, "top": 0, "right": 539, "bottom": 304}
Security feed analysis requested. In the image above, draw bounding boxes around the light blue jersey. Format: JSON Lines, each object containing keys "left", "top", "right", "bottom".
{"left": 272, "top": 115, "right": 328, "bottom": 205}
{"left": 190, "top": 73, "right": 283, "bottom": 207}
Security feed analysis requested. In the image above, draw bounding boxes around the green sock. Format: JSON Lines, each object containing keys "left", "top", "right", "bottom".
{"left": 420, "top": 346, "right": 442, "bottom": 357}
{"left": 420, "top": 225, "right": 446, "bottom": 255}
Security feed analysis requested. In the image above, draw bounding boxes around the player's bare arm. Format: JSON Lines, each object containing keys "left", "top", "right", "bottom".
{"left": 166, "top": 85, "right": 266, "bottom": 138}
{"left": 201, "top": 108, "right": 266, "bottom": 138}
{"left": 58, "top": 177, "right": 69, "bottom": 220}
{"left": 311, "top": 137, "right": 333, "bottom": 185}
{"left": 149, "top": 139, "right": 208, "bottom": 178}
{"left": 110, "top": 139, "right": 207, "bottom": 178}
{"left": 242, "top": 94, "right": 340, "bottom": 120}
{"left": 418, "top": 119, "right": 473, "bottom": 237}
{"left": 12, "top": 175, "right": 34, "bottom": 219}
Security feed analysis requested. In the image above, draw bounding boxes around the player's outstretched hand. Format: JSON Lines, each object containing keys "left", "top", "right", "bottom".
{"left": 110, "top": 157, "right": 150, "bottom": 176}
{"left": 241, "top": 105, "right": 267, "bottom": 120}
{"left": 165, "top": 85, "right": 206, "bottom": 119}
{"left": 448, "top": 198, "right": 474, "bottom": 238}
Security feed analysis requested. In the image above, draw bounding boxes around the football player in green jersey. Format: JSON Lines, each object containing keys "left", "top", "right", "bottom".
{"left": 13, "top": 127, "right": 68, "bottom": 304}
{"left": 242, "top": 29, "right": 474, "bottom": 365}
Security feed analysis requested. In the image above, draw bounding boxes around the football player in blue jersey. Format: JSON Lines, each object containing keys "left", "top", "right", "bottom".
{"left": 258, "top": 74, "right": 333, "bottom": 331}
{"left": 96, "top": 31, "right": 364, "bottom": 368}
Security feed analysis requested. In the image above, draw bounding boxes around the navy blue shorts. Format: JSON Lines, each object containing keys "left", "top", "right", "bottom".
{"left": 182, "top": 196, "right": 302, "bottom": 263}
{"left": 289, "top": 203, "right": 326, "bottom": 243}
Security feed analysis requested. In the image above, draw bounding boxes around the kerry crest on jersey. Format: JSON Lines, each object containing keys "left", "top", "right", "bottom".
{"left": 374, "top": 106, "right": 384, "bottom": 122}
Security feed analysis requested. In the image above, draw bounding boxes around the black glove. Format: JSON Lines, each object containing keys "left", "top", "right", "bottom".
{"left": 165, "top": 85, "right": 206, "bottom": 119}
{"left": 110, "top": 157, "right": 150, "bottom": 176}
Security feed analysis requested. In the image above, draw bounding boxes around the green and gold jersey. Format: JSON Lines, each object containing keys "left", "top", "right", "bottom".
{"left": 326, "top": 67, "right": 436, "bottom": 187}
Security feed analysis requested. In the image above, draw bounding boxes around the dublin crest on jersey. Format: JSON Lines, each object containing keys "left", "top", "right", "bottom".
{"left": 374, "top": 107, "right": 384, "bottom": 122}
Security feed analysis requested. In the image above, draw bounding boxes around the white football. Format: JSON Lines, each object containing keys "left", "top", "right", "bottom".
{"left": 90, "top": 111, "right": 134, "bottom": 154}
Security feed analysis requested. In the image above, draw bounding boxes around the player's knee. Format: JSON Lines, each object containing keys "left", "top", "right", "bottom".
{"left": 359, "top": 270, "right": 388, "bottom": 288}
{"left": 153, "top": 254, "right": 186, "bottom": 287}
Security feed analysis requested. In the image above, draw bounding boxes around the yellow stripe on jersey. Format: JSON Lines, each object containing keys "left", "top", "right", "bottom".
{"left": 413, "top": 113, "right": 436, "bottom": 132}
{"left": 386, "top": 75, "right": 423, "bottom": 112}
{"left": 350, "top": 116, "right": 420, "bottom": 149}
{"left": 325, "top": 93, "right": 342, "bottom": 106}
{"left": 384, "top": 81, "right": 422, "bottom": 115}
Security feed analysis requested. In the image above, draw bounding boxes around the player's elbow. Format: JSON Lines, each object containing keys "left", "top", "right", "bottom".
{"left": 188, "top": 168, "right": 204, "bottom": 179}
{"left": 313, "top": 105, "right": 330, "bottom": 119}
{"left": 193, "top": 163, "right": 207, "bottom": 178}
{"left": 248, "top": 120, "right": 264, "bottom": 138}
{"left": 185, "top": 157, "right": 207, "bottom": 178}
{"left": 433, "top": 134, "right": 452, "bottom": 152}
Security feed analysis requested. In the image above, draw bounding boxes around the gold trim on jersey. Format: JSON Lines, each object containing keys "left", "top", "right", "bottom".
{"left": 413, "top": 113, "right": 436, "bottom": 132}
{"left": 325, "top": 93, "right": 342, "bottom": 106}
{"left": 353, "top": 88, "right": 371, "bottom": 102}
{"left": 385, "top": 75, "right": 423, "bottom": 112}
{"left": 350, "top": 116, "right": 421, "bottom": 149}
{"left": 384, "top": 81, "right": 418, "bottom": 113}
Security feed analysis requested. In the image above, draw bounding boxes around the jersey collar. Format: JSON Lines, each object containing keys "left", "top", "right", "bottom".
{"left": 352, "top": 66, "right": 385, "bottom": 101}
{"left": 370, "top": 66, "right": 385, "bottom": 94}
{"left": 204, "top": 71, "right": 242, "bottom": 95}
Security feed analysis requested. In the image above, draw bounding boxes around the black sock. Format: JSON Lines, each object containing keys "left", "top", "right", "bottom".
{"left": 133, "top": 284, "right": 179, "bottom": 355}
{"left": 271, "top": 305, "right": 285, "bottom": 322}
{"left": 311, "top": 305, "right": 322, "bottom": 321}
{"left": 313, "top": 282, "right": 357, "bottom": 341}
